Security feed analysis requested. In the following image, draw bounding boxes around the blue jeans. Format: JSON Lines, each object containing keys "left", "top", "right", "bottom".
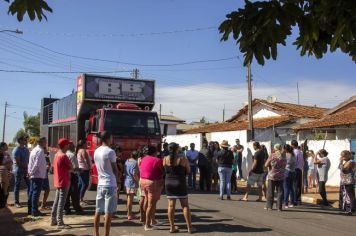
{"left": 28, "top": 178, "right": 43, "bottom": 215}
{"left": 14, "top": 170, "right": 30, "bottom": 204}
{"left": 96, "top": 186, "right": 118, "bottom": 214}
{"left": 284, "top": 171, "right": 295, "bottom": 205}
{"left": 218, "top": 167, "right": 232, "bottom": 197}
{"left": 188, "top": 165, "right": 197, "bottom": 189}
{"left": 78, "top": 170, "right": 90, "bottom": 200}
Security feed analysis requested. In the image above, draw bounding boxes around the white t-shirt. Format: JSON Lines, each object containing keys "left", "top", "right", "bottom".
{"left": 94, "top": 146, "right": 117, "bottom": 187}
{"left": 307, "top": 157, "right": 314, "bottom": 170}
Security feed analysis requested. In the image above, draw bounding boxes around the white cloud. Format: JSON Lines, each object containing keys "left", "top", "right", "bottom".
{"left": 155, "top": 80, "right": 356, "bottom": 123}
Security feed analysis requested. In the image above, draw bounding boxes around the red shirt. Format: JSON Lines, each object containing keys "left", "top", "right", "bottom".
{"left": 139, "top": 155, "right": 163, "bottom": 181}
{"left": 53, "top": 151, "right": 72, "bottom": 188}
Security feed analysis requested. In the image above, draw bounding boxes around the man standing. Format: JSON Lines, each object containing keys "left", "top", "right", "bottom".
{"left": 12, "top": 136, "right": 30, "bottom": 208}
{"left": 51, "top": 138, "right": 72, "bottom": 229}
{"left": 198, "top": 141, "right": 212, "bottom": 192}
{"left": 235, "top": 139, "right": 244, "bottom": 181}
{"left": 94, "top": 131, "right": 119, "bottom": 236}
{"left": 27, "top": 137, "right": 47, "bottom": 217}
{"left": 64, "top": 142, "right": 83, "bottom": 215}
{"left": 241, "top": 142, "right": 265, "bottom": 201}
{"left": 292, "top": 140, "right": 304, "bottom": 205}
{"left": 186, "top": 143, "right": 199, "bottom": 190}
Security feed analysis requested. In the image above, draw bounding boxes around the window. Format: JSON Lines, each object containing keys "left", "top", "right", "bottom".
{"left": 104, "top": 111, "right": 160, "bottom": 136}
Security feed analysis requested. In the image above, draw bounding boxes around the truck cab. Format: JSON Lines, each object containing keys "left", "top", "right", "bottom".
{"left": 85, "top": 103, "right": 161, "bottom": 188}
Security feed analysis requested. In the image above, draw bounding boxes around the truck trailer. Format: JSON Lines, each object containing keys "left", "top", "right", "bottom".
{"left": 40, "top": 74, "right": 161, "bottom": 189}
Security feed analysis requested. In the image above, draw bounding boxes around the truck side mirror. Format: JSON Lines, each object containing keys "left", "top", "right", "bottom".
{"left": 85, "top": 120, "right": 90, "bottom": 133}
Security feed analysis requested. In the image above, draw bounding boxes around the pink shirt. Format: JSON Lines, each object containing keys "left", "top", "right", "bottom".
{"left": 139, "top": 155, "right": 163, "bottom": 181}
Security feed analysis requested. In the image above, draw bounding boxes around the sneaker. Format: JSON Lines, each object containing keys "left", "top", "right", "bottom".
{"left": 57, "top": 224, "right": 72, "bottom": 230}
{"left": 227, "top": 196, "right": 231, "bottom": 200}
{"left": 284, "top": 205, "right": 289, "bottom": 209}
{"left": 288, "top": 204, "right": 294, "bottom": 208}
{"left": 14, "top": 203, "right": 21, "bottom": 208}
{"left": 144, "top": 225, "right": 155, "bottom": 231}
{"left": 32, "top": 211, "right": 45, "bottom": 217}
{"left": 50, "top": 221, "right": 57, "bottom": 226}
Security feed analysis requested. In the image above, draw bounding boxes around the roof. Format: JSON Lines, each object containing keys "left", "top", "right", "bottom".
{"left": 294, "top": 107, "right": 356, "bottom": 130}
{"left": 325, "top": 95, "right": 356, "bottom": 115}
{"left": 185, "top": 115, "right": 292, "bottom": 134}
{"left": 159, "top": 115, "right": 185, "bottom": 123}
{"left": 227, "top": 99, "right": 327, "bottom": 122}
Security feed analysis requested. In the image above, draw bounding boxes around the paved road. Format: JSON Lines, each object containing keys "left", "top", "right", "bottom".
{"left": 2, "top": 178, "right": 356, "bottom": 236}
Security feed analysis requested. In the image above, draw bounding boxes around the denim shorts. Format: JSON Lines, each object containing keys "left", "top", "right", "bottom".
{"left": 96, "top": 186, "right": 117, "bottom": 214}
{"left": 42, "top": 178, "right": 50, "bottom": 191}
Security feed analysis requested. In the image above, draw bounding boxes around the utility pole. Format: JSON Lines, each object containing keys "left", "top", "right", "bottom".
{"left": 223, "top": 104, "right": 225, "bottom": 122}
{"left": 247, "top": 63, "right": 254, "bottom": 140}
{"left": 2, "top": 102, "right": 8, "bottom": 142}
{"left": 297, "top": 82, "right": 300, "bottom": 105}
{"left": 132, "top": 68, "right": 139, "bottom": 79}
{"left": 159, "top": 104, "right": 162, "bottom": 120}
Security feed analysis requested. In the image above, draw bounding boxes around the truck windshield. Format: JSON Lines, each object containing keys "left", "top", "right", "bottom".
{"left": 104, "top": 110, "right": 160, "bottom": 136}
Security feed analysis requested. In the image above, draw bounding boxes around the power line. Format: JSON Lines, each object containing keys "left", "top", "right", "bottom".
{"left": 4, "top": 33, "right": 237, "bottom": 67}
{"left": 0, "top": 69, "right": 132, "bottom": 74}
{"left": 17, "top": 26, "right": 217, "bottom": 38}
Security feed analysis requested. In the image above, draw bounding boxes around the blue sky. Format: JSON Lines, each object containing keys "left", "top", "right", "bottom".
{"left": 0, "top": 0, "right": 355, "bottom": 142}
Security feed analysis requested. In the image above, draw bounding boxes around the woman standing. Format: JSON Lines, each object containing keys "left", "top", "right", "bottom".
{"left": 231, "top": 146, "right": 238, "bottom": 193}
{"left": 163, "top": 143, "right": 193, "bottom": 233}
{"left": 76, "top": 140, "right": 92, "bottom": 203}
{"left": 339, "top": 150, "right": 355, "bottom": 215}
{"left": 125, "top": 151, "right": 140, "bottom": 220}
{"left": 139, "top": 146, "right": 163, "bottom": 231}
{"left": 307, "top": 150, "right": 316, "bottom": 189}
{"left": 210, "top": 142, "right": 219, "bottom": 192}
{"left": 283, "top": 144, "right": 296, "bottom": 208}
{"left": 265, "top": 144, "right": 287, "bottom": 211}
{"left": 314, "top": 149, "right": 330, "bottom": 206}
{"left": 217, "top": 140, "right": 233, "bottom": 200}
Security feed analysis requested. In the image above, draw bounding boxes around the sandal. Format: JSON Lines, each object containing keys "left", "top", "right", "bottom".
{"left": 170, "top": 226, "right": 179, "bottom": 233}
{"left": 239, "top": 198, "right": 248, "bottom": 202}
{"left": 188, "top": 227, "right": 197, "bottom": 234}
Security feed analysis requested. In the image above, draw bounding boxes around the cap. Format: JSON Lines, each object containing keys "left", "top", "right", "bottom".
{"left": 58, "top": 138, "right": 71, "bottom": 148}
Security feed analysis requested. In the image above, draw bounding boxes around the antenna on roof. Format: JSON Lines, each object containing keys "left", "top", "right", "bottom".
{"left": 267, "top": 96, "right": 277, "bottom": 103}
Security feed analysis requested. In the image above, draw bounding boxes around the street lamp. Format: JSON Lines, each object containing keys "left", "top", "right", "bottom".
{"left": 0, "top": 29, "right": 23, "bottom": 34}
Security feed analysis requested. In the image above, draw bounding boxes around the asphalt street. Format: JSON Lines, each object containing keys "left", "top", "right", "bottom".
{"left": 2, "top": 176, "right": 356, "bottom": 236}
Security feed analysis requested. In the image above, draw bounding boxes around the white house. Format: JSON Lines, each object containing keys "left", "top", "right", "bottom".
{"left": 159, "top": 115, "right": 185, "bottom": 136}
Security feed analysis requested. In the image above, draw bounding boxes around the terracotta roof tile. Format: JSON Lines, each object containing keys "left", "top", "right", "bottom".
{"left": 185, "top": 116, "right": 292, "bottom": 134}
{"left": 227, "top": 99, "right": 327, "bottom": 122}
{"left": 294, "top": 107, "right": 356, "bottom": 130}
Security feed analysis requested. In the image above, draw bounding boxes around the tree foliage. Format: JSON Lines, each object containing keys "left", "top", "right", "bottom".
{"left": 219, "top": 0, "right": 356, "bottom": 66}
{"left": 3, "top": 0, "right": 52, "bottom": 21}
{"left": 13, "top": 128, "right": 27, "bottom": 143}
{"left": 23, "top": 112, "right": 40, "bottom": 137}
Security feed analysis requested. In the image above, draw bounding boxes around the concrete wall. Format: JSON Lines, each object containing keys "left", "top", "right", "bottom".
{"left": 242, "top": 141, "right": 272, "bottom": 178}
{"left": 306, "top": 139, "right": 351, "bottom": 186}
{"left": 164, "top": 133, "right": 203, "bottom": 151}
{"left": 208, "top": 130, "right": 248, "bottom": 148}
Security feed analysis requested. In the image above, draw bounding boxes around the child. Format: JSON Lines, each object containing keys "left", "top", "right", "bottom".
{"left": 124, "top": 151, "right": 140, "bottom": 220}
{"left": 0, "top": 152, "right": 9, "bottom": 209}
{"left": 307, "top": 150, "right": 316, "bottom": 188}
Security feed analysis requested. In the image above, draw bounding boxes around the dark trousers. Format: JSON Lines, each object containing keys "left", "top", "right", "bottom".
{"left": 14, "top": 171, "right": 30, "bottom": 204}
{"left": 78, "top": 170, "right": 90, "bottom": 199}
{"left": 199, "top": 165, "right": 211, "bottom": 191}
{"left": 237, "top": 157, "right": 243, "bottom": 179}
{"left": 318, "top": 181, "right": 328, "bottom": 205}
{"left": 28, "top": 178, "right": 43, "bottom": 215}
{"left": 283, "top": 171, "right": 295, "bottom": 205}
{"left": 293, "top": 169, "right": 302, "bottom": 204}
{"left": 65, "top": 173, "right": 82, "bottom": 212}
{"left": 188, "top": 165, "right": 197, "bottom": 189}
{"left": 231, "top": 170, "right": 238, "bottom": 192}
{"left": 266, "top": 180, "right": 284, "bottom": 210}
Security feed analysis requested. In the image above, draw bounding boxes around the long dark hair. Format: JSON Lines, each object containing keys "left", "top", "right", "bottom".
{"left": 76, "top": 139, "right": 86, "bottom": 155}
{"left": 168, "top": 142, "right": 179, "bottom": 166}
{"left": 284, "top": 144, "right": 294, "bottom": 156}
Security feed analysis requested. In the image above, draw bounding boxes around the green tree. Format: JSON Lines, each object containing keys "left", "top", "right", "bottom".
{"left": 3, "top": 0, "right": 52, "bottom": 21}
{"left": 13, "top": 128, "right": 27, "bottom": 143}
{"left": 23, "top": 112, "right": 40, "bottom": 137}
{"left": 219, "top": 0, "right": 356, "bottom": 66}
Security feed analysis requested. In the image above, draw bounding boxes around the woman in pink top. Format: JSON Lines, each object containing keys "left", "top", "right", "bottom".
{"left": 139, "top": 146, "right": 163, "bottom": 231}
{"left": 76, "top": 140, "right": 92, "bottom": 203}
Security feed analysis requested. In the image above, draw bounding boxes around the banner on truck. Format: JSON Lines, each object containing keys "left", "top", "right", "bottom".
{"left": 84, "top": 75, "right": 154, "bottom": 103}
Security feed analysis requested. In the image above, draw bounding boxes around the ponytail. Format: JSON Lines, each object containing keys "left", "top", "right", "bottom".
{"left": 168, "top": 142, "right": 179, "bottom": 166}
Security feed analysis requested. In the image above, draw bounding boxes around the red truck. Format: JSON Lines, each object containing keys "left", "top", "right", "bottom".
{"left": 40, "top": 74, "right": 161, "bottom": 189}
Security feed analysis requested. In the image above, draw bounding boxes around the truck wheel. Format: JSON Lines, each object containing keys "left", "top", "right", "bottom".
{"left": 88, "top": 177, "right": 97, "bottom": 191}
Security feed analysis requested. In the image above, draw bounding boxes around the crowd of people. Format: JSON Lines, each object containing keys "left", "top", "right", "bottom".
{"left": 0, "top": 135, "right": 355, "bottom": 235}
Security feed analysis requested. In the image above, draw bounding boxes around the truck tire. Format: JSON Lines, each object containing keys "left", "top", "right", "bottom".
{"left": 88, "top": 177, "right": 97, "bottom": 191}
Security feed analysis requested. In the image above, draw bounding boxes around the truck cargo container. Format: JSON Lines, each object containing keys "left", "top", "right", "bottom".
{"left": 40, "top": 74, "right": 161, "bottom": 189}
